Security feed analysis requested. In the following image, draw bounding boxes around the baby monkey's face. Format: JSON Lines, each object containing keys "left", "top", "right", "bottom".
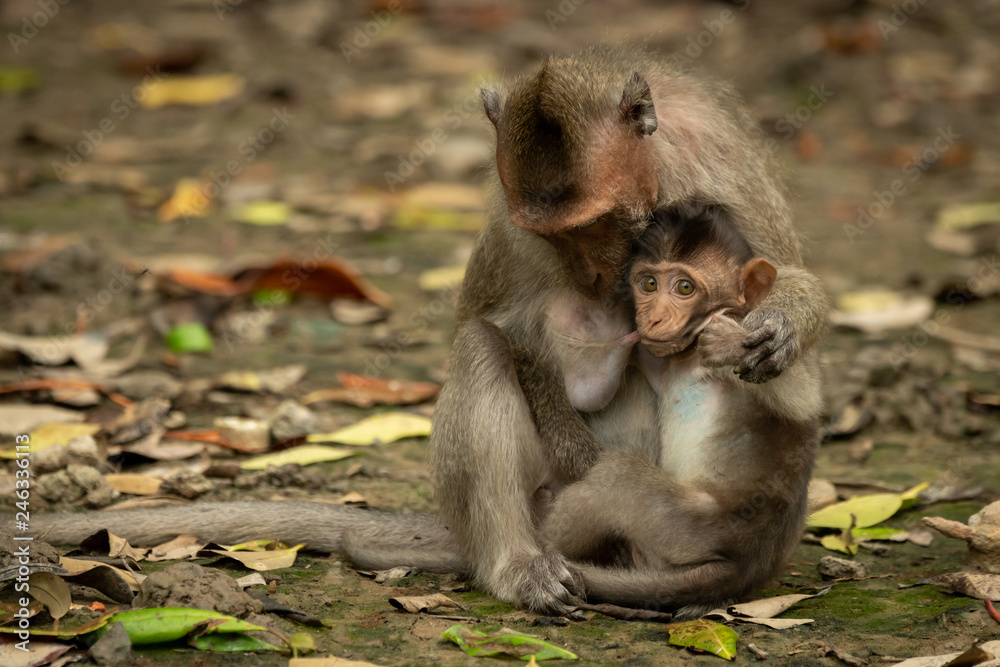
{"left": 629, "top": 254, "right": 776, "bottom": 358}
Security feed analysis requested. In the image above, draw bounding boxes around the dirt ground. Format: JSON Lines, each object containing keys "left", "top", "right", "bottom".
{"left": 1, "top": 0, "right": 999, "bottom": 665}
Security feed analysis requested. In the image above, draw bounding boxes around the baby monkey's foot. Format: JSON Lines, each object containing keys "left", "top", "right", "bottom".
{"left": 738, "top": 309, "right": 799, "bottom": 383}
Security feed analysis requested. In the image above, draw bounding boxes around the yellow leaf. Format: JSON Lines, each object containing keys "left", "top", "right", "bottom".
{"left": 417, "top": 265, "right": 465, "bottom": 291}
{"left": 935, "top": 202, "right": 1000, "bottom": 231}
{"left": 0, "top": 422, "right": 102, "bottom": 457}
{"left": 233, "top": 200, "right": 291, "bottom": 226}
{"left": 240, "top": 444, "right": 357, "bottom": 470}
{"left": 807, "top": 493, "right": 902, "bottom": 530}
{"left": 140, "top": 74, "right": 245, "bottom": 109}
{"left": 821, "top": 533, "right": 859, "bottom": 555}
{"left": 158, "top": 178, "right": 212, "bottom": 222}
{"left": 306, "top": 412, "right": 431, "bottom": 446}
{"left": 200, "top": 543, "right": 305, "bottom": 571}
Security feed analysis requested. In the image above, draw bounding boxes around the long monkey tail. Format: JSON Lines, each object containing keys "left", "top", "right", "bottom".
{"left": 36, "top": 502, "right": 466, "bottom": 574}
{"left": 575, "top": 560, "right": 750, "bottom": 618}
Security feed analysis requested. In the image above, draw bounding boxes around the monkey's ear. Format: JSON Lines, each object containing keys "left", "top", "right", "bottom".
{"left": 481, "top": 88, "right": 501, "bottom": 127}
{"left": 742, "top": 259, "right": 777, "bottom": 311}
{"left": 620, "top": 72, "right": 657, "bottom": 137}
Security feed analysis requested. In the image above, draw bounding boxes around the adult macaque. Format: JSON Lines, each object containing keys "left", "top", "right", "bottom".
{"left": 37, "top": 45, "right": 827, "bottom": 615}
{"left": 542, "top": 204, "right": 822, "bottom": 615}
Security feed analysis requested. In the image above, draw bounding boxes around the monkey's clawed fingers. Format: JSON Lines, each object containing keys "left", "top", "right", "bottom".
{"left": 738, "top": 310, "right": 798, "bottom": 384}
{"left": 515, "top": 552, "right": 585, "bottom": 616}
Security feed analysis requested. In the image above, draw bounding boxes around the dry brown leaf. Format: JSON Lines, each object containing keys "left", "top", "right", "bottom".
{"left": 389, "top": 593, "right": 464, "bottom": 614}
{"left": 79, "top": 529, "right": 148, "bottom": 561}
{"left": 215, "top": 364, "right": 307, "bottom": 393}
{"left": 235, "top": 258, "right": 392, "bottom": 308}
{"left": 728, "top": 591, "right": 825, "bottom": 619}
{"left": 302, "top": 372, "right": 440, "bottom": 407}
{"left": 289, "top": 658, "right": 381, "bottom": 667}
{"left": 27, "top": 571, "right": 72, "bottom": 619}
{"left": 147, "top": 534, "right": 204, "bottom": 562}
{"left": 58, "top": 556, "right": 139, "bottom": 602}
{"left": 0, "top": 405, "right": 84, "bottom": 436}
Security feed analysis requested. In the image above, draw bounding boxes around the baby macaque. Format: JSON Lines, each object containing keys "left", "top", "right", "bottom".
{"left": 542, "top": 204, "right": 823, "bottom": 616}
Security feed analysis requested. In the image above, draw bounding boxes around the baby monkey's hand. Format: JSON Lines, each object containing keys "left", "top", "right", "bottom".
{"left": 699, "top": 313, "right": 746, "bottom": 369}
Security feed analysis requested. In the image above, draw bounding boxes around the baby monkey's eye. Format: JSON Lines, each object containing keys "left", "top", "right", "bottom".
{"left": 640, "top": 276, "right": 658, "bottom": 293}
{"left": 675, "top": 279, "right": 695, "bottom": 296}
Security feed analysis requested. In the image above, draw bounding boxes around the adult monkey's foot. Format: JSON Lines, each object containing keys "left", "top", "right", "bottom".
{"left": 738, "top": 309, "right": 799, "bottom": 383}
{"left": 496, "top": 551, "right": 584, "bottom": 615}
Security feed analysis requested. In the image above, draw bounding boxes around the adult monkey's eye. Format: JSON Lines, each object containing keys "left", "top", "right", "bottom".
{"left": 676, "top": 279, "right": 695, "bottom": 296}
{"left": 640, "top": 276, "right": 658, "bottom": 293}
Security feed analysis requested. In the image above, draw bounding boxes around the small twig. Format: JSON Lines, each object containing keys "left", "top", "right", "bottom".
{"left": 747, "top": 643, "right": 769, "bottom": 660}
{"left": 931, "top": 324, "right": 1000, "bottom": 353}
{"left": 572, "top": 602, "right": 673, "bottom": 623}
{"left": 987, "top": 599, "right": 1000, "bottom": 625}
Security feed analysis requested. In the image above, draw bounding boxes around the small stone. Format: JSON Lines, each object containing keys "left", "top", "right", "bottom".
{"left": 66, "top": 434, "right": 101, "bottom": 466}
{"left": 88, "top": 621, "right": 131, "bottom": 666}
{"left": 269, "top": 399, "right": 319, "bottom": 441}
{"left": 159, "top": 471, "right": 213, "bottom": 499}
{"left": 34, "top": 444, "right": 68, "bottom": 473}
{"left": 818, "top": 556, "right": 869, "bottom": 580}
{"left": 37, "top": 465, "right": 116, "bottom": 507}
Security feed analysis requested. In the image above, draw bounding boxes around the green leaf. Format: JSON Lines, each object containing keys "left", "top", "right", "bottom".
{"left": 668, "top": 619, "right": 737, "bottom": 660}
{"left": 189, "top": 632, "right": 281, "bottom": 652}
{"left": 0, "top": 67, "right": 41, "bottom": 95}
{"left": 252, "top": 289, "right": 291, "bottom": 306}
{"left": 94, "top": 608, "right": 264, "bottom": 645}
{"left": 165, "top": 323, "right": 213, "bottom": 353}
{"left": 288, "top": 632, "right": 315, "bottom": 655}
{"left": 442, "top": 625, "right": 577, "bottom": 661}
{"left": 852, "top": 526, "right": 907, "bottom": 540}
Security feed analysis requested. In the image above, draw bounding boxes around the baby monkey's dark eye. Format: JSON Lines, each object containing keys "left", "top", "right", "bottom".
{"left": 676, "top": 279, "right": 695, "bottom": 296}
{"left": 640, "top": 276, "right": 658, "bottom": 293}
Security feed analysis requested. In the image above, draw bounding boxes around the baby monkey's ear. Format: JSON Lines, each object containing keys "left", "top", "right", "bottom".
{"left": 741, "top": 258, "right": 777, "bottom": 311}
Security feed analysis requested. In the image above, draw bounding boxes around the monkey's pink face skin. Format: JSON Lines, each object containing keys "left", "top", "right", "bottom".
{"left": 630, "top": 262, "right": 733, "bottom": 358}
